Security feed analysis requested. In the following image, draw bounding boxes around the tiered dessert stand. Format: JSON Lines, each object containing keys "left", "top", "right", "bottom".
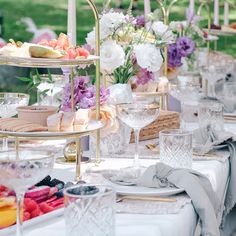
{"left": 0, "top": 0, "right": 103, "bottom": 181}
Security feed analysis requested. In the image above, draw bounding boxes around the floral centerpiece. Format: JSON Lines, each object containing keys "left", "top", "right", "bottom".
{"left": 85, "top": 10, "right": 175, "bottom": 91}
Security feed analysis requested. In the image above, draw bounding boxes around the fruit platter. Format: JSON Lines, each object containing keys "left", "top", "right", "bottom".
{"left": 0, "top": 33, "right": 99, "bottom": 68}
{"left": 0, "top": 176, "right": 72, "bottom": 235}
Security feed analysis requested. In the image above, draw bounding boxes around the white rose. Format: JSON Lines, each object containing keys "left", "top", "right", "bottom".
{"left": 152, "top": 21, "right": 169, "bottom": 35}
{"left": 134, "top": 44, "right": 163, "bottom": 72}
{"left": 100, "top": 40, "right": 125, "bottom": 72}
{"left": 100, "top": 12, "right": 126, "bottom": 39}
{"left": 86, "top": 29, "right": 96, "bottom": 49}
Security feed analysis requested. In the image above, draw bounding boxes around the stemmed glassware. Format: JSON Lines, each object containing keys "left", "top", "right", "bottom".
{"left": 0, "top": 148, "right": 55, "bottom": 236}
{"left": 0, "top": 93, "right": 29, "bottom": 150}
{"left": 116, "top": 95, "right": 159, "bottom": 167}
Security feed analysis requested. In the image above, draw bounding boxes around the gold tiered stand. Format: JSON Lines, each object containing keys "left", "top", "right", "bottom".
{"left": 0, "top": 0, "right": 102, "bottom": 181}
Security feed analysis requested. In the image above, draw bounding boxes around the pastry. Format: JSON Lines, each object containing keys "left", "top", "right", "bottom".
{"left": 74, "top": 109, "right": 89, "bottom": 131}
{"left": 61, "top": 112, "right": 74, "bottom": 132}
{"left": 47, "top": 112, "right": 63, "bottom": 132}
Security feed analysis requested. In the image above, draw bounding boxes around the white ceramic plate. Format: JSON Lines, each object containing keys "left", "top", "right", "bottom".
{"left": 0, "top": 208, "right": 63, "bottom": 236}
{"left": 112, "top": 184, "right": 184, "bottom": 197}
{"left": 0, "top": 120, "right": 104, "bottom": 138}
{"left": 0, "top": 55, "right": 99, "bottom": 68}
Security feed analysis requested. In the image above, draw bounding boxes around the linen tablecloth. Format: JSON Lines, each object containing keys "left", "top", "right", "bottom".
{"left": 5, "top": 158, "right": 227, "bottom": 236}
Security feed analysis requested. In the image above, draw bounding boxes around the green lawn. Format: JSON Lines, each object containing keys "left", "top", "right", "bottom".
{"left": 0, "top": 0, "right": 235, "bottom": 100}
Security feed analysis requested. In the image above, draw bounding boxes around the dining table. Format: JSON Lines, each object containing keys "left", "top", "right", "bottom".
{"left": 1, "top": 121, "right": 236, "bottom": 236}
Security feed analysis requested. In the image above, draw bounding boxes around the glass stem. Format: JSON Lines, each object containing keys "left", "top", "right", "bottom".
{"left": 180, "top": 102, "right": 186, "bottom": 129}
{"left": 2, "top": 137, "right": 8, "bottom": 151}
{"left": 134, "top": 129, "right": 140, "bottom": 167}
{"left": 16, "top": 192, "right": 24, "bottom": 236}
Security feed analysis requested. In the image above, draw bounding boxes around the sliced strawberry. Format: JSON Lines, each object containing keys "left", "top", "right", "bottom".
{"left": 76, "top": 47, "right": 90, "bottom": 57}
{"left": 56, "top": 33, "right": 69, "bottom": 50}
{"left": 39, "top": 202, "right": 54, "bottom": 213}
{"left": 0, "top": 185, "right": 7, "bottom": 192}
{"left": 67, "top": 47, "right": 77, "bottom": 59}
{"left": 23, "top": 211, "right": 31, "bottom": 221}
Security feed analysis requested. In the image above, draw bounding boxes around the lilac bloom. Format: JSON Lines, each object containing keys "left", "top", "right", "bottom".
{"left": 167, "top": 44, "right": 182, "bottom": 68}
{"left": 134, "top": 15, "right": 146, "bottom": 27}
{"left": 136, "top": 68, "right": 155, "bottom": 85}
{"left": 176, "top": 36, "right": 195, "bottom": 57}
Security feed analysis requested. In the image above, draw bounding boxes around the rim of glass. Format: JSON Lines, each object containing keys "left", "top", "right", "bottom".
{"left": 159, "top": 129, "right": 192, "bottom": 136}
{"left": 0, "top": 92, "right": 30, "bottom": 98}
{"left": 0, "top": 149, "right": 54, "bottom": 162}
{"left": 116, "top": 102, "right": 160, "bottom": 109}
{"left": 64, "top": 183, "right": 115, "bottom": 198}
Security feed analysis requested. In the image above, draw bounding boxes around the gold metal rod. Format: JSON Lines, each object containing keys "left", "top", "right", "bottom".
{"left": 86, "top": 0, "right": 101, "bottom": 165}
{"left": 75, "top": 137, "right": 81, "bottom": 181}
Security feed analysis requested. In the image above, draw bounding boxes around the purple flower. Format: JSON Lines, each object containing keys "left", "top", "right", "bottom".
{"left": 136, "top": 68, "right": 155, "bottom": 85}
{"left": 61, "top": 75, "right": 109, "bottom": 111}
{"left": 176, "top": 36, "right": 195, "bottom": 57}
{"left": 167, "top": 44, "right": 182, "bottom": 68}
{"left": 134, "top": 15, "right": 146, "bottom": 27}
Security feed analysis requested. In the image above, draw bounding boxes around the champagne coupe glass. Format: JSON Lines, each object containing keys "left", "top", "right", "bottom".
{"left": 116, "top": 95, "right": 160, "bottom": 167}
{"left": 0, "top": 148, "right": 54, "bottom": 236}
{"left": 0, "top": 93, "right": 30, "bottom": 150}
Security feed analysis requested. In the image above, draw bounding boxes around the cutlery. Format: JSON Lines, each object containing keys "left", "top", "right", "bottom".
{"left": 116, "top": 195, "right": 177, "bottom": 203}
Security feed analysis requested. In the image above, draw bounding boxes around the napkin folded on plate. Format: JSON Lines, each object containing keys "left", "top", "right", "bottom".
{"left": 193, "top": 126, "right": 236, "bottom": 226}
{"left": 137, "top": 162, "right": 221, "bottom": 236}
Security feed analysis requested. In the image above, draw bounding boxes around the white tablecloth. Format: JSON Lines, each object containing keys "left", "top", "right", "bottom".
{"left": 2, "top": 123, "right": 236, "bottom": 236}
{"left": 16, "top": 157, "right": 228, "bottom": 236}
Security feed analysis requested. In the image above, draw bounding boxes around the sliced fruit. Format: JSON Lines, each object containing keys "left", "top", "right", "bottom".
{"left": 24, "top": 198, "right": 37, "bottom": 212}
{"left": 39, "top": 202, "right": 54, "bottom": 213}
{"left": 56, "top": 33, "right": 69, "bottom": 50}
{"left": 25, "top": 186, "right": 50, "bottom": 199}
{"left": 67, "top": 47, "right": 77, "bottom": 59}
{"left": 76, "top": 47, "right": 90, "bottom": 57}
{"left": 29, "top": 45, "right": 64, "bottom": 59}
{"left": 23, "top": 212, "right": 31, "bottom": 221}
{"left": 0, "top": 197, "right": 15, "bottom": 208}
{"left": 0, "top": 208, "right": 16, "bottom": 228}
{"left": 30, "top": 207, "right": 42, "bottom": 218}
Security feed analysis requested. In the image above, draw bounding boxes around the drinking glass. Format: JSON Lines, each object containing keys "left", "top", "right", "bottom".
{"left": 160, "top": 129, "right": 193, "bottom": 169}
{"left": 64, "top": 184, "right": 115, "bottom": 236}
{"left": 0, "top": 93, "right": 30, "bottom": 150}
{"left": 198, "top": 99, "right": 224, "bottom": 131}
{"left": 0, "top": 148, "right": 55, "bottom": 236}
{"left": 116, "top": 97, "right": 159, "bottom": 167}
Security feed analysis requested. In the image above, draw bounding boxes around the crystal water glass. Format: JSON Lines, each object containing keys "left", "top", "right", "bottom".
{"left": 64, "top": 184, "right": 115, "bottom": 236}
{"left": 198, "top": 99, "right": 224, "bottom": 131}
{"left": 160, "top": 129, "right": 193, "bottom": 169}
{"left": 116, "top": 99, "right": 159, "bottom": 167}
{"left": 0, "top": 93, "right": 29, "bottom": 150}
{"left": 0, "top": 148, "right": 54, "bottom": 236}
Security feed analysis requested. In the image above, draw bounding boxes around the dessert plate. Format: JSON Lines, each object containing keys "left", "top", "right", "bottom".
{"left": 0, "top": 120, "right": 104, "bottom": 138}
{"left": 0, "top": 55, "right": 99, "bottom": 68}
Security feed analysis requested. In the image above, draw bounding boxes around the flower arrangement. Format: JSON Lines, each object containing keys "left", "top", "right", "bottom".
{"left": 85, "top": 10, "right": 175, "bottom": 88}
{"left": 167, "top": 8, "right": 206, "bottom": 71}
{"left": 61, "top": 76, "right": 109, "bottom": 111}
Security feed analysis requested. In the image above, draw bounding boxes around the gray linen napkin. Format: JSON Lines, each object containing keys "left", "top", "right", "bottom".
{"left": 193, "top": 126, "right": 236, "bottom": 227}
{"left": 137, "top": 162, "right": 221, "bottom": 236}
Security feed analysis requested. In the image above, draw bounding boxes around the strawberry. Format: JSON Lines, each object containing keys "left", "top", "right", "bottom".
{"left": 24, "top": 198, "right": 37, "bottom": 212}
{"left": 39, "top": 202, "right": 54, "bottom": 213}
{"left": 76, "top": 47, "right": 90, "bottom": 57}
{"left": 30, "top": 206, "right": 42, "bottom": 218}
{"left": 67, "top": 47, "right": 77, "bottom": 59}
{"left": 48, "top": 198, "right": 64, "bottom": 208}
{"left": 0, "top": 185, "right": 7, "bottom": 192}
{"left": 23, "top": 212, "right": 31, "bottom": 221}
{"left": 25, "top": 186, "right": 50, "bottom": 199}
{"left": 46, "top": 196, "right": 57, "bottom": 203}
